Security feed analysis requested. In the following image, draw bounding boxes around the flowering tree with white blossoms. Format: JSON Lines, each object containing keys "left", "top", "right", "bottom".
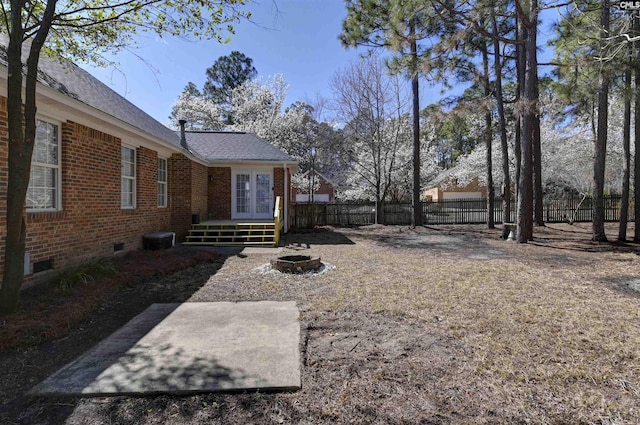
{"left": 541, "top": 102, "right": 627, "bottom": 196}
{"left": 331, "top": 55, "right": 424, "bottom": 221}
{"left": 436, "top": 95, "right": 629, "bottom": 202}
{"left": 290, "top": 171, "right": 321, "bottom": 198}
{"left": 171, "top": 75, "right": 313, "bottom": 156}
{"left": 338, "top": 115, "right": 414, "bottom": 203}
{"left": 171, "top": 92, "right": 225, "bottom": 130}
{"left": 422, "top": 108, "right": 494, "bottom": 189}
{"left": 170, "top": 74, "right": 288, "bottom": 134}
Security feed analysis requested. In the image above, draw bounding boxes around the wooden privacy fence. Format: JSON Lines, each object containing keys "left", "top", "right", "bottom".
{"left": 290, "top": 195, "right": 623, "bottom": 228}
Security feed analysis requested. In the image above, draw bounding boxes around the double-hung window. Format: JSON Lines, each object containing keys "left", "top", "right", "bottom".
{"left": 121, "top": 146, "right": 136, "bottom": 209}
{"left": 27, "top": 119, "right": 60, "bottom": 211}
{"left": 157, "top": 157, "right": 167, "bottom": 207}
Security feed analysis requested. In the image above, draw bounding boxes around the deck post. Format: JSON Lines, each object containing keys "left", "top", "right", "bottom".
{"left": 283, "top": 163, "right": 289, "bottom": 233}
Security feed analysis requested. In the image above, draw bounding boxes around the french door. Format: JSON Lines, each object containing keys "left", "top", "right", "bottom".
{"left": 232, "top": 170, "right": 273, "bottom": 220}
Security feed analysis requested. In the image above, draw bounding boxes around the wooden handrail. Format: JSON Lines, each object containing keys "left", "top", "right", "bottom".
{"left": 273, "top": 196, "right": 283, "bottom": 247}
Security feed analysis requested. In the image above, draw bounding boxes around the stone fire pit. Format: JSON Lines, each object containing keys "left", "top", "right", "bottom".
{"left": 271, "top": 255, "right": 322, "bottom": 274}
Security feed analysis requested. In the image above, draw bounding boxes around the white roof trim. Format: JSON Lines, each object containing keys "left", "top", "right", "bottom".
{"left": 208, "top": 159, "right": 298, "bottom": 168}
{"left": 0, "top": 65, "right": 210, "bottom": 166}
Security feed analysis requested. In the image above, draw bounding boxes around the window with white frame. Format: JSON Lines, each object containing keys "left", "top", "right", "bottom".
{"left": 121, "top": 146, "right": 136, "bottom": 208}
{"left": 157, "top": 157, "right": 167, "bottom": 207}
{"left": 27, "top": 119, "right": 60, "bottom": 211}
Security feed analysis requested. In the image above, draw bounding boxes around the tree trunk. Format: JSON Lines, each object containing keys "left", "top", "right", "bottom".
{"left": 410, "top": 20, "right": 422, "bottom": 227}
{"left": 1, "top": 27, "right": 28, "bottom": 316}
{"left": 634, "top": 17, "right": 640, "bottom": 242}
{"left": 514, "top": 9, "right": 525, "bottom": 219}
{"left": 307, "top": 171, "right": 313, "bottom": 228}
{"left": 592, "top": 0, "right": 609, "bottom": 243}
{"left": 0, "top": 2, "right": 56, "bottom": 315}
{"left": 376, "top": 178, "right": 384, "bottom": 224}
{"left": 533, "top": 77, "right": 544, "bottom": 226}
{"left": 492, "top": 12, "right": 511, "bottom": 227}
{"left": 516, "top": 2, "right": 536, "bottom": 243}
{"left": 514, "top": 9, "right": 524, "bottom": 233}
{"left": 515, "top": 119, "right": 521, "bottom": 213}
{"left": 481, "top": 38, "right": 494, "bottom": 229}
{"left": 619, "top": 48, "right": 632, "bottom": 241}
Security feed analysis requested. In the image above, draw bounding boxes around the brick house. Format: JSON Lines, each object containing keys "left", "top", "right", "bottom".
{"left": 293, "top": 170, "right": 337, "bottom": 203}
{"left": 0, "top": 49, "right": 296, "bottom": 284}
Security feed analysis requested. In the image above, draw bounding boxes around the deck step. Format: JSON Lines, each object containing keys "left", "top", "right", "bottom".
{"left": 187, "top": 232, "right": 275, "bottom": 236}
{"left": 185, "top": 238, "right": 275, "bottom": 243}
{"left": 184, "top": 221, "right": 277, "bottom": 247}
{"left": 182, "top": 241, "right": 276, "bottom": 246}
{"left": 191, "top": 224, "right": 275, "bottom": 230}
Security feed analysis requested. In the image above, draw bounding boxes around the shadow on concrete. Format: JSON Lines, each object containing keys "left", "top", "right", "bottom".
{"left": 29, "top": 305, "right": 240, "bottom": 397}
{"left": 0, "top": 252, "right": 234, "bottom": 425}
{"left": 19, "top": 301, "right": 301, "bottom": 424}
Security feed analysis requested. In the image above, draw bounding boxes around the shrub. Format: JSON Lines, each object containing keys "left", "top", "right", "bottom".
{"left": 52, "top": 257, "right": 117, "bottom": 292}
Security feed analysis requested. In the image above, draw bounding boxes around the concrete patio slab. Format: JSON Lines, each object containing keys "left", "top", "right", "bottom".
{"left": 30, "top": 301, "right": 301, "bottom": 397}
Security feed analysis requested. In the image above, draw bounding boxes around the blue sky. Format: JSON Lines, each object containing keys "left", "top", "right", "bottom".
{"left": 82, "top": 0, "right": 366, "bottom": 125}
{"left": 81, "top": 0, "right": 560, "bottom": 126}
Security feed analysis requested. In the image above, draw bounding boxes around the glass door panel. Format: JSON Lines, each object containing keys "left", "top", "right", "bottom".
{"left": 234, "top": 172, "right": 251, "bottom": 219}
{"left": 232, "top": 170, "right": 273, "bottom": 219}
{"left": 255, "top": 173, "right": 272, "bottom": 218}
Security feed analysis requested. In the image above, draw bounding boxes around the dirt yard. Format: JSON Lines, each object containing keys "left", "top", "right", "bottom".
{"left": 2, "top": 223, "right": 640, "bottom": 424}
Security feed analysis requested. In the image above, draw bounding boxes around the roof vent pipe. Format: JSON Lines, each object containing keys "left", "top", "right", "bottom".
{"left": 179, "top": 119, "right": 188, "bottom": 149}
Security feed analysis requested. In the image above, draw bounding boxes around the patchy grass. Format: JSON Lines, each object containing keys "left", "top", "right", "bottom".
{"left": 186, "top": 223, "right": 640, "bottom": 423}
{"left": 3, "top": 223, "right": 640, "bottom": 424}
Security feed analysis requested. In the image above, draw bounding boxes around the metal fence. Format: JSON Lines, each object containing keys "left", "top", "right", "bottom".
{"left": 290, "top": 195, "right": 624, "bottom": 228}
{"left": 543, "top": 195, "right": 622, "bottom": 223}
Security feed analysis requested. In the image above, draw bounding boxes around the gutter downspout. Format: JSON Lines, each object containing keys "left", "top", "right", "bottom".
{"left": 283, "top": 163, "right": 289, "bottom": 232}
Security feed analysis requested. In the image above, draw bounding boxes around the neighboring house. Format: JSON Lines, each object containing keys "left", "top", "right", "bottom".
{"left": 293, "top": 170, "right": 336, "bottom": 203}
{"left": 425, "top": 177, "right": 487, "bottom": 201}
{"left": 0, "top": 44, "right": 296, "bottom": 285}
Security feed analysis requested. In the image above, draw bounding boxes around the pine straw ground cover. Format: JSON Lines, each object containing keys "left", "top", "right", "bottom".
{"left": 3, "top": 223, "right": 640, "bottom": 424}
{"left": 0, "top": 249, "right": 224, "bottom": 352}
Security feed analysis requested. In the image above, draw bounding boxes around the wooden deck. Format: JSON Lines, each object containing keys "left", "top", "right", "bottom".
{"left": 183, "top": 220, "right": 278, "bottom": 247}
{"left": 185, "top": 197, "right": 284, "bottom": 247}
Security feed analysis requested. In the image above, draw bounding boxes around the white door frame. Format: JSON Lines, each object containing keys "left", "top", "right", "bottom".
{"left": 231, "top": 168, "right": 274, "bottom": 220}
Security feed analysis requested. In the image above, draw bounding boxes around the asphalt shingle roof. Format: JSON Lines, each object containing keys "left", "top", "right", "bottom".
{"left": 181, "top": 131, "right": 296, "bottom": 163}
{"left": 0, "top": 36, "right": 182, "bottom": 148}
{"left": 0, "top": 38, "right": 297, "bottom": 165}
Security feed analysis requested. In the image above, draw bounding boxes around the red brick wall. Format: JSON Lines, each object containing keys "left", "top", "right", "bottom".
{"left": 314, "top": 175, "right": 335, "bottom": 200}
{"left": 292, "top": 172, "right": 335, "bottom": 201}
{"left": 169, "top": 153, "right": 192, "bottom": 239}
{"left": 274, "top": 167, "right": 284, "bottom": 201}
{"left": 20, "top": 121, "right": 172, "bottom": 280}
{"left": 208, "top": 167, "right": 231, "bottom": 220}
{"left": 192, "top": 162, "right": 208, "bottom": 220}
{"left": 0, "top": 91, "right": 207, "bottom": 284}
{"left": 207, "top": 167, "right": 289, "bottom": 220}
{"left": 168, "top": 153, "right": 210, "bottom": 238}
